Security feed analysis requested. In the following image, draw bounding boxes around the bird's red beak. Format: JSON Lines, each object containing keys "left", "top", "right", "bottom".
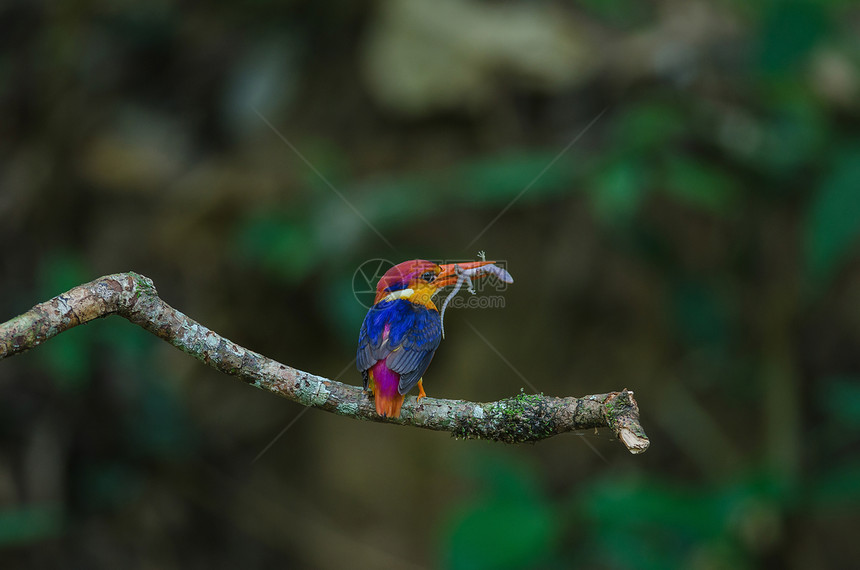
{"left": 434, "top": 260, "right": 498, "bottom": 288}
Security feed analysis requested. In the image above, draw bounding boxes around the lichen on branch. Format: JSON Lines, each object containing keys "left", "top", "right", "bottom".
{"left": 0, "top": 272, "right": 650, "bottom": 454}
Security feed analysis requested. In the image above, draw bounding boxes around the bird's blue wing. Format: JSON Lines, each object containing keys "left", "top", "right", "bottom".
{"left": 357, "top": 302, "right": 396, "bottom": 387}
{"left": 357, "top": 300, "right": 442, "bottom": 395}
{"left": 386, "top": 307, "right": 442, "bottom": 395}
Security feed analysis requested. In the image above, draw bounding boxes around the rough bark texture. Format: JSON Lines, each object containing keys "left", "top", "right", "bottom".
{"left": 0, "top": 272, "right": 650, "bottom": 453}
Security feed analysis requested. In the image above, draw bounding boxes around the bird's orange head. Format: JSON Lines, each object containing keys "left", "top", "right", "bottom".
{"left": 373, "top": 259, "right": 499, "bottom": 308}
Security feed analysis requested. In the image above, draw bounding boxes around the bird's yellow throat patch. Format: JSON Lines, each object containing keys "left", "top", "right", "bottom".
{"left": 381, "top": 283, "right": 439, "bottom": 310}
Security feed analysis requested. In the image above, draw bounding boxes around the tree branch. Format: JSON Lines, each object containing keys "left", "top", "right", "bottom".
{"left": 0, "top": 272, "right": 650, "bottom": 454}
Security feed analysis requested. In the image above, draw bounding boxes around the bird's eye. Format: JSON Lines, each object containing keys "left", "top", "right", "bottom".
{"left": 421, "top": 271, "right": 436, "bottom": 282}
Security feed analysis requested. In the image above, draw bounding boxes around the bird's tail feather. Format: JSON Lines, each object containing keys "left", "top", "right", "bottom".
{"left": 374, "top": 392, "right": 405, "bottom": 418}
{"left": 368, "top": 363, "right": 405, "bottom": 418}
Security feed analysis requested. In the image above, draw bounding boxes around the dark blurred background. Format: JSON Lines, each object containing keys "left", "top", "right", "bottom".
{"left": 2, "top": 0, "right": 860, "bottom": 568}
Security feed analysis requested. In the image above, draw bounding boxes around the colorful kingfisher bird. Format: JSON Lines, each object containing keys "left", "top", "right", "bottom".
{"left": 356, "top": 258, "right": 509, "bottom": 418}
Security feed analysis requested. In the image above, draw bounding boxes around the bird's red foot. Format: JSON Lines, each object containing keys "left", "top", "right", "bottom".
{"left": 417, "top": 379, "right": 427, "bottom": 401}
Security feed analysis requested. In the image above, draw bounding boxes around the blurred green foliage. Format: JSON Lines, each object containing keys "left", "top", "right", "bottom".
{"left": 442, "top": 456, "right": 556, "bottom": 570}
{"left": 804, "top": 147, "right": 860, "bottom": 289}
{"left": 758, "top": 0, "right": 828, "bottom": 75}
{"left": 238, "top": 211, "right": 319, "bottom": 283}
{"left": 578, "top": 472, "right": 789, "bottom": 570}
{"left": 0, "top": 505, "right": 63, "bottom": 548}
